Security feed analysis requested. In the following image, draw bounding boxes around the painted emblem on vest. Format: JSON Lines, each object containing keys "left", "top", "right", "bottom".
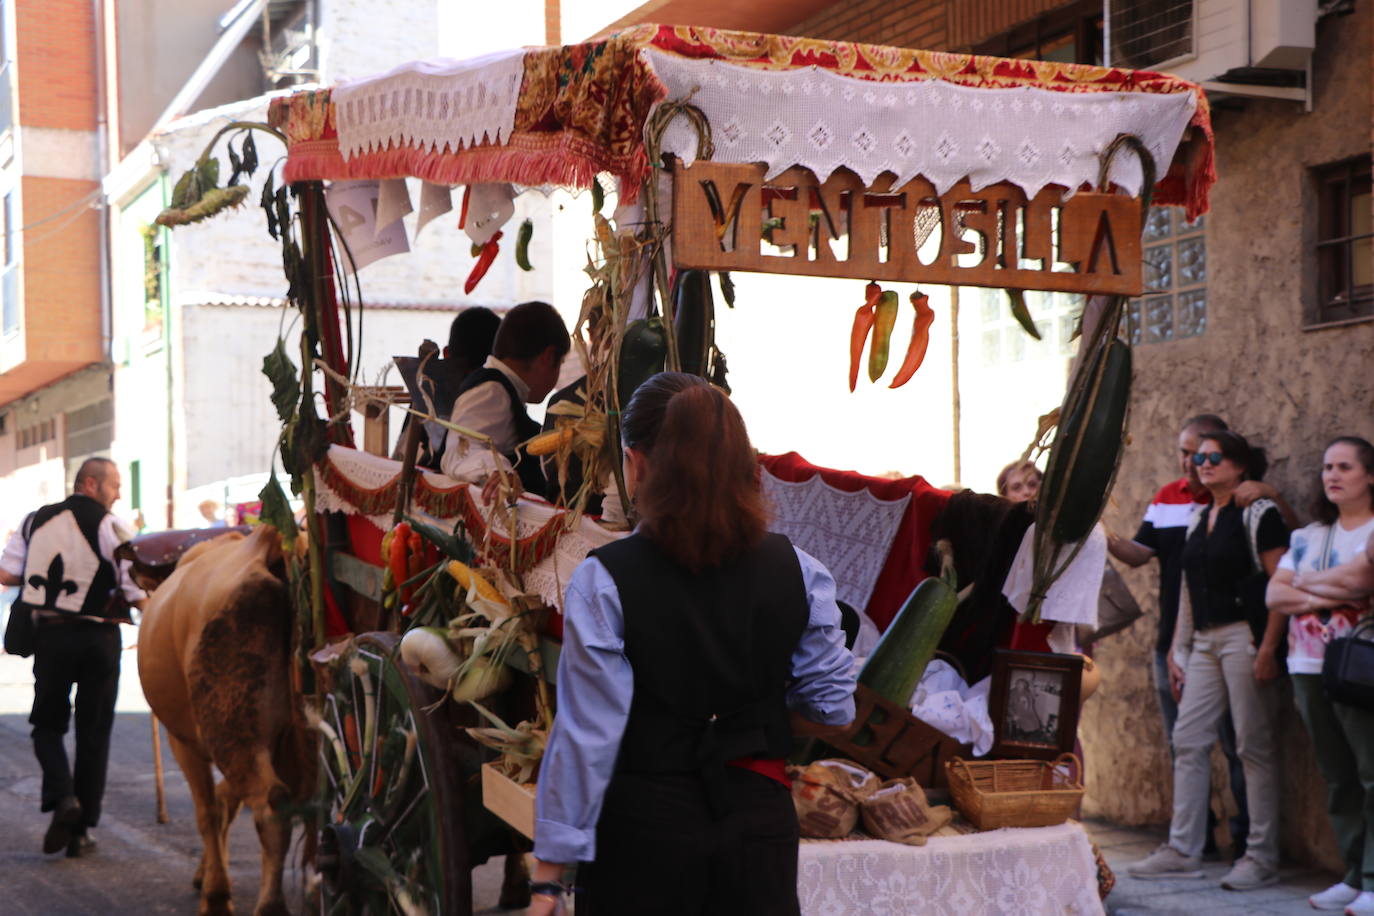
{"left": 28, "top": 555, "right": 78, "bottom": 609}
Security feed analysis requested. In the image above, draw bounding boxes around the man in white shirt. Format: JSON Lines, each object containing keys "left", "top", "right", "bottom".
{"left": 0, "top": 457, "right": 147, "bottom": 858}
{"left": 441, "top": 301, "right": 569, "bottom": 501}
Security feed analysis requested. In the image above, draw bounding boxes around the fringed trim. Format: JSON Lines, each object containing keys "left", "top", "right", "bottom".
{"left": 283, "top": 133, "right": 650, "bottom": 203}
{"left": 314, "top": 456, "right": 570, "bottom": 574}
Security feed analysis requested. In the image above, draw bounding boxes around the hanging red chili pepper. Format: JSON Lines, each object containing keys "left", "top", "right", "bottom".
{"left": 464, "top": 230, "right": 503, "bottom": 295}
{"left": 457, "top": 186, "right": 471, "bottom": 229}
{"left": 849, "top": 282, "right": 882, "bottom": 392}
{"left": 389, "top": 521, "right": 411, "bottom": 603}
{"left": 889, "top": 291, "right": 936, "bottom": 389}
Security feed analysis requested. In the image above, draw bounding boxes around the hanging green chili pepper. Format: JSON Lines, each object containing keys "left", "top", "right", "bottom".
{"left": 868, "top": 289, "right": 900, "bottom": 382}
{"left": 515, "top": 219, "right": 534, "bottom": 271}
{"left": 464, "top": 230, "right": 503, "bottom": 294}
{"left": 1006, "top": 289, "right": 1042, "bottom": 340}
{"left": 591, "top": 179, "right": 605, "bottom": 215}
{"left": 849, "top": 282, "right": 882, "bottom": 392}
{"left": 889, "top": 291, "right": 936, "bottom": 388}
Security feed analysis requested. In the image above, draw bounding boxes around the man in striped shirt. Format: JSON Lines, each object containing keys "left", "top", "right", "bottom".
{"left": 1109, "top": 414, "right": 1294, "bottom": 858}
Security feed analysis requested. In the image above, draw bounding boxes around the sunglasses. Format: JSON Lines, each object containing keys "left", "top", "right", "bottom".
{"left": 1191, "top": 451, "right": 1225, "bottom": 467}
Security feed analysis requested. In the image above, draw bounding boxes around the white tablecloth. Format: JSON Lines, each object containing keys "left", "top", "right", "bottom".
{"left": 798, "top": 822, "right": 1105, "bottom": 916}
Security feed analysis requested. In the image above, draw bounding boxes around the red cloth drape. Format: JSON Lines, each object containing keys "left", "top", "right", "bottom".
{"left": 759, "top": 452, "right": 952, "bottom": 633}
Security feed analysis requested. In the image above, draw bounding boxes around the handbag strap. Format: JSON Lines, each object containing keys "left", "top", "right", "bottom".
{"left": 1316, "top": 524, "right": 1337, "bottom": 572}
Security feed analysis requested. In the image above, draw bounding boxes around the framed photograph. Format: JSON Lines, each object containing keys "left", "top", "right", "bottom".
{"left": 987, "top": 649, "right": 1084, "bottom": 760}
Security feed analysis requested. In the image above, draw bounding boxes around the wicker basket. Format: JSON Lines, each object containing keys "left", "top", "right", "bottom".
{"left": 945, "top": 753, "right": 1083, "bottom": 830}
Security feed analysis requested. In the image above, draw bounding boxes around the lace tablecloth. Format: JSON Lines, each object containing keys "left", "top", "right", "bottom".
{"left": 797, "top": 822, "right": 1105, "bottom": 916}
{"left": 762, "top": 468, "right": 908, "bottom": 616}
{"left": 646, "top": 49, "right": 1195, "bottom": 204}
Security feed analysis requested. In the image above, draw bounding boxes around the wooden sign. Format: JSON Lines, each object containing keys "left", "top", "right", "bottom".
{"left": 671, "top": 162, "right": 1142, "bottom": 296}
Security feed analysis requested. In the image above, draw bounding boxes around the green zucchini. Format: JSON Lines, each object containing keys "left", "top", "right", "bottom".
{"left": 1040, "top": 337, "right": 1132, "bottom": 543}
{"left": 617, "top": 317, "right": 667, "bottom": 408}
{"left": 671, "top": 269, "right": 714, "bottom": 377}
{"left": 857, "top": 568, "right": 959, "bottom": 708}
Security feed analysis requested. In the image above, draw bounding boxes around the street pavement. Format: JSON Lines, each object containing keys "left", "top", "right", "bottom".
{"left": 0, "top": 644, "right": 1346, "bottom": 915}
{"left": 0, "top": 644, "right": 522, "bottom": 916}
{"left": 1088, "top": 819, "right": 1339, "bottom": 915}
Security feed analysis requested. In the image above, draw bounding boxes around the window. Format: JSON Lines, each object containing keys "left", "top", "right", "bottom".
{"left": 1126, "top": 207, "right": 1206, "bottom": 344}
{"left": 975, "top": 1, "right": 1104, "bottom": 66}
{"left": 1, "top": 190, "right": 15, "bottom": 335}
{"left": 1108, "top": 0, "right": 1195, "bottom": 70}
{"left": 1313, "top": 155, "right": 1373, "bottom": 324}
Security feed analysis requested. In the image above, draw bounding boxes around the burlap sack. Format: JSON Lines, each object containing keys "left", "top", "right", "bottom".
{"left": 787, "top": 759, "right": 880, "bottom": 839}
{"left": 860, "top": 778, "right": 954, "bottom": 846}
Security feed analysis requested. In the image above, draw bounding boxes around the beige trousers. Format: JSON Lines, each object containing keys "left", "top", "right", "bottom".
{"left": 1168, "top": 621, "right": 1280, "bottom": 868}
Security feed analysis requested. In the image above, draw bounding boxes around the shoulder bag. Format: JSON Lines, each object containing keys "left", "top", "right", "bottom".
{"left": 3, "top": 599, "right": 34, "bottom": 657}
{"left": 1322, "top": 617, "right": 1374, "bottom": 710}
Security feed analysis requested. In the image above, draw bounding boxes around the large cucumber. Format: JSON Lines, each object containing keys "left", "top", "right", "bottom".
{"left": 1040, "top": 338, "right": 1132, "bottom": 543}
{"left": 672, "top": 269, "right": 714, "bottom": 377}
{"left": 857, "top": 569, "right": 959, "bottom": 708}
{"left": 617, "top": 317, "right": 667, "bottom": 408}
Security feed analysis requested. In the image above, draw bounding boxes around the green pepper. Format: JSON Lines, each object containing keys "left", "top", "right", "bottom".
{"left": 868, "top": 290, "right": 900, "bottom": 382}
{"left": 672, "top": 269, "right": 714, "bottom": 377}
{"left": 515, "top": 219, "right": 534, "bottom": 271}
{"left": 618, "top": 317, "right": 667, "bottom": 408}
{"left": 1007, "top": 289, "right": 1042, "bottom": 340}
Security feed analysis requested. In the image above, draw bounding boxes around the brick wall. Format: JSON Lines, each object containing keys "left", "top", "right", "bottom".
{"left": 20, "top": 176, "right": 102, "bottom": 364}
{"left": 788, "top": 0, "right": 1072, "bottom": 51}
{"left": 15, "top": 0, "right": 97, "bottom": 131}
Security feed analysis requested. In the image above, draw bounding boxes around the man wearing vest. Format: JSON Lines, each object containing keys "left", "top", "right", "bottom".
{"left": 440, "top": 301, "right": 569, "bottom": 501}
{"left": 0, "top": 457, "right": 147, "bottom": 858}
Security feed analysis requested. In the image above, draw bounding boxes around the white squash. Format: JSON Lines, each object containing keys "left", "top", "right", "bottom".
{"left": 399, "top": 627, "right": 463, "bottom": 690}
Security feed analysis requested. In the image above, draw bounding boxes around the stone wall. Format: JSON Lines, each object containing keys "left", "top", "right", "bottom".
{"left": 1079, "top": 3, "right": 1373, "bottom": 872}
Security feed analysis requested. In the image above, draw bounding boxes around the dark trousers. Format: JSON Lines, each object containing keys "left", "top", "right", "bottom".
{"left": 1293, "top": 674, "right": 1374, "bottom": 890}
{"left": 579, "top": 768, "right": 800, "bottom": 916}
{"left": 30, "top": 621, "right": 121, "bottom": 828}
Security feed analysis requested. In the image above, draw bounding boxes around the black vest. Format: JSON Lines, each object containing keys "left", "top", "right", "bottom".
{"left": 592, "top": 533, "right": 808, "bottom": 799}
{"left": 20, "top": 494, "right": 119, "bottom": 619}
{"left": 456, "top": 368, "right": 547, "bottom": 495}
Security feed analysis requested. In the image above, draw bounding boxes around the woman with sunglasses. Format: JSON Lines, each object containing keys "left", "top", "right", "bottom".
{"left": 527, "top": 373, "right": 857, "bottom": 916}
{"left": 1265, "top": 437, "right": 1374, "bottom": 915}
{"left": 1127, "top": 430, "right": 1289, "bottom": 890}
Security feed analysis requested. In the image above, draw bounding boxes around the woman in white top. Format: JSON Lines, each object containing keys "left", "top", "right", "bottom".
{"left": 1266, "top": 436, "right": 1374, "bottom": 915}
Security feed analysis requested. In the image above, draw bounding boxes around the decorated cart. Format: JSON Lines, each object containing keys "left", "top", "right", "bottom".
{"left": 154, "top": 22, "right": 1214, "bottom": 916}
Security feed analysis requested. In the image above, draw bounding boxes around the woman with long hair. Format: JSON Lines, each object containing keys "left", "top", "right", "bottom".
{"left": 527, "top": 373, "right": 857, "bottom": 916}
{"left": 1128, "top": 430, "right": 1289, "bottom": 890}
{"left": 1266, "top": 436, "right": 1374, "bottom": 915}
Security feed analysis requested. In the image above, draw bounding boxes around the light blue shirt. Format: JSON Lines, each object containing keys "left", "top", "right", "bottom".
{"left": 533, "top": 546, "right": 857, "bottom": 864}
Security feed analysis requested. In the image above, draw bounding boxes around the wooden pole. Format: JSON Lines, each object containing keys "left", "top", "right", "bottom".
{"left": 151, "top": 714, "right": 169, "bottom": 824}
{"left": 949, "top": 286, "right": 962, "bottom": 487}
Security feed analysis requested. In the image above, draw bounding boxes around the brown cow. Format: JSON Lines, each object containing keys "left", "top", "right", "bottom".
{"left": 138, "top": 526, "right": 313, "bottom": 916}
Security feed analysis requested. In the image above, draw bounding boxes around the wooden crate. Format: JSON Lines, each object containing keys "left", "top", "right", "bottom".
{"left": 823, "top": 683, "right": 969, "bottom": 788}
{"left": 481, "top": 763, "right": 536, "bottom": 840}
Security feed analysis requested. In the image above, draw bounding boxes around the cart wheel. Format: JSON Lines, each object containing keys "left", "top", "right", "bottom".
{"left": 316, "top": 632, "right": 473, "bottom": 916}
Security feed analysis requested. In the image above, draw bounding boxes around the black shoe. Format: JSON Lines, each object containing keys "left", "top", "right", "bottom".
{"left": 43, "top": 797, "right": 83, "bottom": 855}
{"left": 65, "top": 832, "right": 96, "bottom": 858}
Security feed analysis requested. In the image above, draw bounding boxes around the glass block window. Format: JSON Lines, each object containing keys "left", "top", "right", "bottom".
{"left": 978, "top": 287, "right": 1084, "bottom": 367}
{"left": 1127, "top": 207, "right": 1205, "bottom": 343}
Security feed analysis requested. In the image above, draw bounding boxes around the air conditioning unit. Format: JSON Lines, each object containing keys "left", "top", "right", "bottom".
{"left": 1107, "top": 0, "right": 1316, "bottom": 100}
